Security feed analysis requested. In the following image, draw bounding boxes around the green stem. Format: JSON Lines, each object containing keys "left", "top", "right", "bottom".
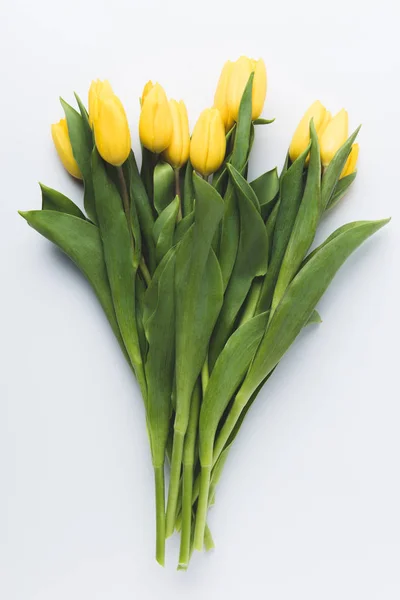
{"left": 154, "top": 465, "right": 166, "bottom": 566}
{"left": 178, "top": 464, "right": 194, "bottom": 568}
{"left": 193, "top": 465, "right": 211, "bottom": 551}
{"left": 178, "top": 383, "right": 201, "bottom": 568}
{"left": 139, "top": 256, "right": 152, "bottom": 286}
{"left": 165, "top": 430, "right": 185, "bottom": 537}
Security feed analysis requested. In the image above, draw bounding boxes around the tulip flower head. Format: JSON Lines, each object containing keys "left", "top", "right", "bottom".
{"left": 139, "top": 83, "right": 173, "bottom": 154}
{"left": 225, "top": 56, "right": 267, "bottom": 122}
{"left": 163, "top": 99, "right": 190, "bottom": 169}
{"left": 141, "top": 80, "right": 154, "bottom": 106}
{"left": 320, "top": 108, "right": 349, "bottom": 167}
{"left": 340, "top": 143, "right": 359, "bottom": 178}
{"left": 89, "top": 80, "right": 131, "bottom": 167}
{"left": 51, "top": 118, "right": 82, "bottom": 179}
{"left": 190, "top": 108, "right": 226, "bottom": 177}
{"left": 289, "top": 100, "right": 329, "bottom": 162}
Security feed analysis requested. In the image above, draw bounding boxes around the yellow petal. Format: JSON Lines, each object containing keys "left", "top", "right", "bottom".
{"left": 51, "top": 118, "right": 82, "bottom": 179}
{"left": 340, "top": 143, "right": 359, "bottom": 178}
{"left": 93, "top": 93, "right": 131, "bottom": 166}
{"left": 190, "top": 108, "right": 226, "bottom": 177}
{"left": 289, "top": 100, "right": 327, "bottom": 162}
{"left": 227, "top": 56, "right": 253, "bottom": 122}
{"left": 139, "top": 83, "right": 173, "bottom": 153}
{"left": 88, "top": 79, "right": 113, "bottom": 126}
{"left": 252, "top": 58, "right": 267, "bottom": 119}
{"left": 141, "top": 80, "right": 154, "bottom": 106}
{"left": 163, "top": 99, "right": 190, "bottom": 169}
{"left": 213, "top": 61, "right": 235, "bottom": 132}
{"left": 320, "top": 108, "right": 349, "bottom": 167}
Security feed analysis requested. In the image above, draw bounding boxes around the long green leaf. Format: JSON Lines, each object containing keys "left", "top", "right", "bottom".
{"left": 18, "top": 209, "right": 127, "bottom": 361}
{"left": 271, "top": 120, "right": 321, "bottom": 312}
{"left": 40, "top": 183, "right": 85, "bottom": 219}
{"left": 143, "top": 249, "right": 176, "bottom": 466}
{"left": 327, "top": 172, "right": 357, "bottom": 211}
{"left": 92, "top": 149, "right": 146, "bottom": 395}
{"left": 153, "top": 162, "right": 175, "bottom": 215}
{"left": 125, "top": 151, "right": 156, "bottom": 274}
{"left": 219, "top": 74, "right": 254, "bottom": 290}
{"left": 250, "top": 167, "right": 280, "bottom": 220}
{"left": 153, "top": 196, "right": 179, "bottom": 263}
{"left": 174, "top": 175, "right": 224, "bottom": 431}
{"left": 209, "top": 164, "right": 269, "bottom": 367}
{"left": 199, "top": 312, "right": 269, "bottom": 466}
{"left": 256, "top": 143, "right": 309, "bottom": 313}
{"left": 60, "top": 98, "right": 96, "bottom": 224}
{"left": 239, "top": 218, "right": 390, "bottom": 404}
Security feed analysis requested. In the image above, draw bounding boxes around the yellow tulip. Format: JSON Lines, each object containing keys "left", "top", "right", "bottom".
{"left": 51, "top": 118, "right": 82, "bottom": 179}
{"left": 289, "top": 100, "right": 329, "bottom": 161}
{"left": 141, "top": 80, "right": 154, "bottom": 106}
{"left": 163, "top": 100, "right": 190, "bottom": 169}
{"left": 340, "top": 143, "right": 359, "bottom": 178}
{"left": 139, "top": 83, "right": 173, "bottom": 153}
{"left": 213, "top": 61, "right": 235, "bottom": 132}
{"left": 190, "top": 108, "right": 226, "bottom": 177}
{"left": 226, "top": 56, "right": 267, "bottom": 122}
{"left": 92, "top": 89, "right": 131, "bottom": 167}
{"left": 88, "top": 79, "right": 113, "bottom": 126}
{"left": 320, "top": 109, "right": 349, "bottom": 167}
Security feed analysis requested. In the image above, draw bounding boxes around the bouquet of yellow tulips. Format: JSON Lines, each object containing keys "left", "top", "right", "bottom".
{"left": 20, "top": 55, "right": 388, "bottom": 569}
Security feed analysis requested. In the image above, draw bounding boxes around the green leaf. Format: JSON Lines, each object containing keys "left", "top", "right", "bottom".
{"left": 40, "top": 183, "right": 85, "bottom": 219}
{"left": 183, "top": 161, "right": 195, "bottom": 218}
{"left": 253, "top": 117, "right": 275, "bottom": 125}
{"left": 60, "top": 98, "right": 96, "bottom": 224}
{"left": 265, "top": 199, "right": 280, "bottom": 254}
{"left": 143, "top": 248, "right": 177, "bottom": 466}
{"left": 218, "top": 74, "right": 255, "bottom": 290}
{"left": 125, "top": 151, "right": 156, "bottom": 274}
{"left": 327, "top": 172, "right": 357, "bottom": 211}
{"left": 154, "top": 161, "right": 175, "bottom": 215}
{"left": 123, "top": 158, "right": 142, "bottom": 270}
{"left": 209, "top": 164, "right": 269, "bottom": 367}
{"left": 73, "top": 92, "right": 92, "bottom": 147}
{"left": 256, "top": 143, "right": 309, "bottom": 313}
{"left": 92, "top": 149, "right": 146, "bottom": 395}
{"left": 271, "top": 120, "right": 321, "bottom": 313}
{"left": 140, "top": 146, "right": 155, "bottom": 202}
{"left": 321, "top": 126, "right": 361, "bottom": 210}
{"left": 250, "top": 168, "right": 280, "bottom": 220}
{"left": 174, "top": 175, "right": 224, "bottom": 432}
{"left": 153, "top": 196, "right": 180, "bottom": 263}
{"left": 18, "top": 209, "right": 128, "bottom": 362}
{"left": 239, "top": 218, "right": 390, "bottom": 404}
{"left": 199, "top": 312, "right": 269, "bottom": 466}
{"left": 135, "top": 275, "right": 148, "bottom": 360}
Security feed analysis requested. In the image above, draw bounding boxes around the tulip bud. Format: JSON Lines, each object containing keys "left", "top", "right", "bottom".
{"left": 51, "top": 118, "right": 82, "bottom": 179}
{"left": 289, "top": 100, "right": 328, "bottom": 162}
{"left": 88, "top": 79, "right": 113, "bottom": 126}
{"left": 163, "top": 100, "right": 190, "bottom": 169}
{"left": 92, "top": 89, "right": 131, "bottom": 167}
{"left": 190, "top": 108, "right": 226, "bottom": 177}
{"left": 139, "top": 83, "right": 173, "bottom": 153}
{"left": 340, "top": 143, "right": 359, "bottom": 178}
{"left": 141, "top": 80, "right": 154, "bottom": 106}
{"left": 320, "top": 109, "right": 349, "bottom": 167}
{"left": 213, "top": 61, "right": 235, "bottom": 132}
{"left": 226, "top": 56, "right": 267, "bottom": 122}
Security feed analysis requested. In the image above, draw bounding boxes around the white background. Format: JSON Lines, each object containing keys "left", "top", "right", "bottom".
{"left": 1, "top": 0, "right": 400, "bottom": 598}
